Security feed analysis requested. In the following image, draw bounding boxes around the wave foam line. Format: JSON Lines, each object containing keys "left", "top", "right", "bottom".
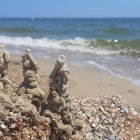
{"left": 0, "top": 35, "right": 117, "bottom": 55}
{"left": 85, "top": 60, "right": 140, "bottom": 86}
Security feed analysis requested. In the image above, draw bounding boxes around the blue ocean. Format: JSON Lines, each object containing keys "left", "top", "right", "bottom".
{"left": 0, "top": 18, "right": 140, "bottom": 84}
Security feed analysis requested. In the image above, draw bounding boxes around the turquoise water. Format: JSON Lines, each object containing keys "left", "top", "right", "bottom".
{"left": 0, "top": 18, "right": 140, "bottom": 84}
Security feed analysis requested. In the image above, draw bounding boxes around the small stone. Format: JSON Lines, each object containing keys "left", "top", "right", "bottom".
{"left": 132, "top": 111, "right": 138, "bottom": 116}
{"left": 9, "top": 112, "right": 14, "bottom": 116}
{"left": 0, "top": 124, "right": 7, "bottom": 129}
{"left": 9, "top": 123, "right": 16, "bottom": 129}
{"left": 91, "top": 123, "right": 96, "bottom": 128}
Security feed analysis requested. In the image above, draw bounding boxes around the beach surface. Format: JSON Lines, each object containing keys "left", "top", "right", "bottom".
{"left": 10, "top": 53, "right": 140, "bottom": 108}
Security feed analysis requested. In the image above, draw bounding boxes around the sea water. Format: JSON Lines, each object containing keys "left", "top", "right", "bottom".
{"left": 0, "top": 18, "right": 140, "bottom": 85}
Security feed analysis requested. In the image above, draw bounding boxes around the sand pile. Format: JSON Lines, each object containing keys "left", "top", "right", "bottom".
{"left": 17, "top": 48, "right": 46, "bottom": 100}
{"left": 41, "top": 55, "right": 83, "bottom": 139}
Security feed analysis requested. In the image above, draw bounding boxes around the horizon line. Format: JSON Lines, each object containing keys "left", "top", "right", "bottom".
{"left": 0, "top": 17, "right": 140, "bottom": 19}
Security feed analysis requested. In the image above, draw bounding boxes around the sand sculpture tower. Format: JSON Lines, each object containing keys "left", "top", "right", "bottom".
{"left": 0, "top": 44, "right": 13, "bottom": 94}
{"left": 42, "top": 55, "right": 83, "bottom": 140}
{"left": 18, "top": 48, "right": 46, "bottom": 111}
{"left": 48, "top": 55, "right": 71, "bottom": 124}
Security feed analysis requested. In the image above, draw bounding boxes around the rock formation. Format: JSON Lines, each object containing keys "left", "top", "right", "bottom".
{"left": 17, "top": 48, "right": 46, "bottom": 112}
{"left": 42, "top": 55, "right": 84, "bottom": 140}
{"left": 0, "top": 44, "right": 13, "bottom": 94}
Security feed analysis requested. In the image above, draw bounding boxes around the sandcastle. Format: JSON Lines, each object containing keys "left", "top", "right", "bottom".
{"left": 17, "top": 48, "right": 46, "bottom": 113}
{"left": 41, "top": 55, "right": 83, "bottom": 140}
{"left": 0, "top": 44, "right": 13, "bottom": 95}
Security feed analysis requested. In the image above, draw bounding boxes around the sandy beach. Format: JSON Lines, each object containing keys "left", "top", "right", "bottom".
{"left": 10, "top": 53, "right": 140, "bottom": 108}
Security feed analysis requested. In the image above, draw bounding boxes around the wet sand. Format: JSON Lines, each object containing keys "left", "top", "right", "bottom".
{"left": 10, "top": 53, "right": 140, "bottom": 108}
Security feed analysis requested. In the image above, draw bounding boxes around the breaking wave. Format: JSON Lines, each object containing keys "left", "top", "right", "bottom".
{"left": 0, "top": 35, "right": 140, "bottom": 57}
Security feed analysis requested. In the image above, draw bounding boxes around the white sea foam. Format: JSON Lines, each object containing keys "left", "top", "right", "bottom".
{"left": 85, "top": 60, "right": 140, "bottom": 86}
{"left": 85, "top": 60, "right": 119, "bottom": 77}
{"left": 114, "top": 40, "right": 118, "bottom": 42}
{"left": 0, "top": 35, "right": 117, "bottom": 55}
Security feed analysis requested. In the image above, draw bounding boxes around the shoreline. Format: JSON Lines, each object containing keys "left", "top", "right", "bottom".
{"left": 10, "top": 52, "right": 140, "bottom": 107}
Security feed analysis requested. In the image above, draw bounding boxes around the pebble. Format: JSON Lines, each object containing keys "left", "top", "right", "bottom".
{"left": 0, "top": 124, "right": 7, "bottom": 129}
{"left": 9, "top": 123, "right": 16, "bottom": 129}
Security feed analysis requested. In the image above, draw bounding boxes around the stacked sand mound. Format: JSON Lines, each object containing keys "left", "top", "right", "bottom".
{"left": 41, "top": 55, "right": 83, "bottom": 139}
{"left": 17, "top": 48, "right": 46, "bottom": 100}
{"left": 0, "top": 46, "right": 139, "bottom": 140}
